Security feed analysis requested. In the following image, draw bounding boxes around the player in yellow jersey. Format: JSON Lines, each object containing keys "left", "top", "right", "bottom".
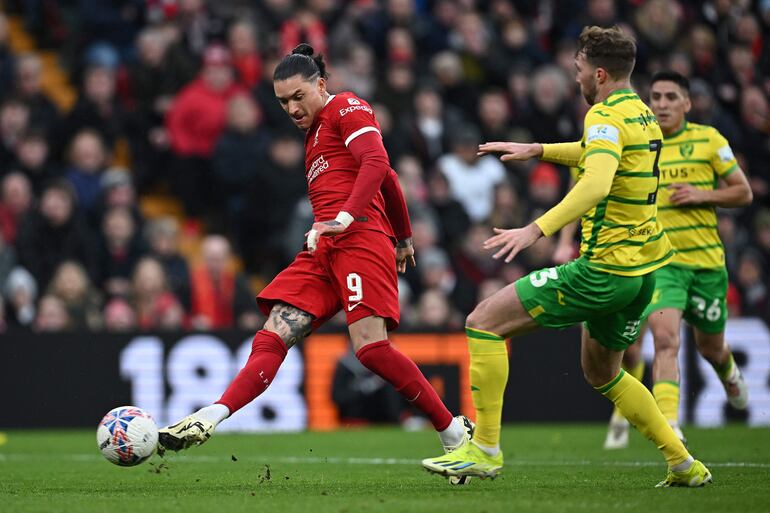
{"left": 603, "top": 70, "right": 752, "bottom": 450}
{"left": 422, "top": 26, "right": 711, "bottom": 488}
{"left": 554, "top": 175, "right": 650, "bottom": 452}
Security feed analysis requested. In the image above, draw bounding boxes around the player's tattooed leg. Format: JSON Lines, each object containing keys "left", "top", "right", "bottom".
{"left": 265, "top": 303, "right": 313, "bottom": 348}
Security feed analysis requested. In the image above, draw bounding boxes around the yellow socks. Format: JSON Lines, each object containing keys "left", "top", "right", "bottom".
{"left": 466, "top": 327, "right": 508, "bottom": 448}
{"left": 597, "top": 370, "right": 690, "bottom": 467}
{"left": 652, "top": 381, "right": 680, "bottom": 426}
{"left": 610, "top": 359, "right": 645, "bottom": 423}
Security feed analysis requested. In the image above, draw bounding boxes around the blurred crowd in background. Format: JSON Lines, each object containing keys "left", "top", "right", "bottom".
{"left": 0, "top": 0, "right": 769, "bottom": 334}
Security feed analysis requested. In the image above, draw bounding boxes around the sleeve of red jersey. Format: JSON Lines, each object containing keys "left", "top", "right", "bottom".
{"left": 334, "top": 99, "right": 389, "bottom": 224}
{"left": 379, "top": 168, "right": 412, "bottom": 241}
{"left": 336, "top": 98, "right": 382, "bottom": 149}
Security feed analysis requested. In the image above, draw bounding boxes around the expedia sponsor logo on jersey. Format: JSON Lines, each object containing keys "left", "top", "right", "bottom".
{"left": 307, "top": 155, "right": 329, "bottom": 184}
{"left": 339, "top": 105, "right": 373, "bottom": 117}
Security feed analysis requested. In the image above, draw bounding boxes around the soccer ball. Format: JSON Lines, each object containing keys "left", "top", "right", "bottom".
{"left": 97, "top": 406, "right": 159, "bottom": 466}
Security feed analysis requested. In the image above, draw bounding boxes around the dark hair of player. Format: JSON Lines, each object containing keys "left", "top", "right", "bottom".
{"left": 273, "top": 43, "right": 329, "bottom": 82}
{"left": 577, "top": 26, "right": 636, "bottom": 79}
{"left": 651, "top": 70, "right": 690, "bottom": 95}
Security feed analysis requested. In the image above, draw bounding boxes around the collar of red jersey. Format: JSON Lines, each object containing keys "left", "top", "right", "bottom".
{"left": 324, "top": 94, "right": 336, "bottom": 106}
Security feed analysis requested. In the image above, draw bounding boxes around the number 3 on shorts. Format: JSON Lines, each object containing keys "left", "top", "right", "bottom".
{"left": 530, "top": 267, "right": 558, "bottom": 288}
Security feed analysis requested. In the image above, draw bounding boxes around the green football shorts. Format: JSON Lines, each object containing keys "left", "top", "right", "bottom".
{"left": 514, "top": 257, "right": 656, "bottom": 351}
{"left": 642, "top": 264, "right": 728, "bottom": 334}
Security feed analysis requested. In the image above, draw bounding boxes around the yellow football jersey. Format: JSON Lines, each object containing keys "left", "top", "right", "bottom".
{"left": 656, "top": 121, "right": 736, "bottom": 268}
{"left": 576, "top": 88, "right": 674, "bottom": 276}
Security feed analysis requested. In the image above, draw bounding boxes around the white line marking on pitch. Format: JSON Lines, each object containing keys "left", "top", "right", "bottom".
{"left": 1, "top": 453, "right": 769, "bottom": 468}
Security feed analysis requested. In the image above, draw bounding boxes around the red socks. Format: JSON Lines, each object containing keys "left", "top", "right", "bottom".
{"left": 356, "top": 340, "right": 453, "bottom": 431}
{"left": 217, "top": 330, "right": 287, "bottom": 414}
{"left": 217, "top": 333, "right": 452, "bottom": 431}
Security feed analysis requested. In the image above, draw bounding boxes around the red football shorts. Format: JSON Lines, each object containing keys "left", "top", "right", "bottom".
{"left": 257, "top": 230, "right": 400, "bottom": 331}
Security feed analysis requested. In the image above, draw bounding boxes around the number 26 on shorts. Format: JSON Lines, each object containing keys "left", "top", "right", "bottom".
{"left": 691, "top": 295, "right": 722, "bottom": 322}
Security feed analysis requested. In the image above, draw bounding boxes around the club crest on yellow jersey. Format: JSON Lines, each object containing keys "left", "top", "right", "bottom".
{"left": 679, "top": 142, "right": 694, "bottom": 158}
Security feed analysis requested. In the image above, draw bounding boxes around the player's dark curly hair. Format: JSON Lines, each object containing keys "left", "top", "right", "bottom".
{"left": 577, "top": 26, "right": 636, "bottom": 79}
{"left": 651, "top": 70, "right": 690, "bottom": 94}
{"left": 273, "top": 43, "right": 329, "bottom": 82}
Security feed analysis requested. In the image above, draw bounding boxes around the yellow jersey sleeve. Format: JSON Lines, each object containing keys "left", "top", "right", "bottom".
{"left": 709, "top": 129, "right": 738, "bottom": 177}
{"left": 535, "top": 152, "right": 618, "bottom": 236}
{"left": 541, "top": 142, "right": 583, "bottom": 167}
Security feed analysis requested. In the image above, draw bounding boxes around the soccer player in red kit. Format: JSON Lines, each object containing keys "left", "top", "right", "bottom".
{"left": 158, "top": 44, "right": 473, "bottom": 463}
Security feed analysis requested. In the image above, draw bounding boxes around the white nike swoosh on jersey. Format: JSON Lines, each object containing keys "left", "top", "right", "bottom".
{"left": 347, "top": 302, "right": 362, "bottom": 311}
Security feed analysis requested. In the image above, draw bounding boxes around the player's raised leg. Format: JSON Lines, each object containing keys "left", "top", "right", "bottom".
{"left": 604, "top": 336, "right": 644, "bottom": 450}
{"left": 466, "top": 283, "right": 538, "bottom": 453}
{"left": 649, "top": 308, "right": 687, "bottom": 444}
{"left": 158, "top": 303, "right": 311, "bottom": 452}
{"left": 582, "top": 327, "right": 711, "bottom": 487}
{"left": 350, "top": 315, "right": 474, "bottom": 452}
{"left": 584, "top": 270, "right": 710, "bottom": 487}
{"left": 694, "top": 329, "right": 748, "bottom": 409}
{"left": 421, "top": 281, "right": 538, "bottom": 479}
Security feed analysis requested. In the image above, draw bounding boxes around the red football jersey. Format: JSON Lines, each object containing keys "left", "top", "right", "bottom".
{"left": 303, "top": 92, "right": 394, "bottom": 237}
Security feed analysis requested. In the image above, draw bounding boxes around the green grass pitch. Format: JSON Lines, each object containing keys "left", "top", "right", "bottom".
{"left": 2, "top": 425, "right": 769, "bottom": 513}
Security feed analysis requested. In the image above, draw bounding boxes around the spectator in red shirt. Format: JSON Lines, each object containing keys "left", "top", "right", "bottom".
{"left": 166, "top": 44, "right": 242, "bottom": 158}
{"left": 0, "top": 172, "right": 33, "bottom": 245}
{"left": 228, "top": 20, "right": 262, "bottom": 89}
{"left": 190, "top": 235, "right": 260, "bottom": 331}
{"left": 166, "top": 44, "right": 243, "bottom": 217}
{"left": 131, "top": 256, "right": 185, "bottom": 331}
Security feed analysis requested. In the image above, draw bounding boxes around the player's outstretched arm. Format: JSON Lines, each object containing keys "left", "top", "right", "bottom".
{"left": 478, "top": 141, "right": 543, "bottom": 162}
{"left": 536, "top": 152, "right": 618, "bottom": 236}
{"left": 479, "top": 141, "right": 584, "bottom": 168}
{"left": 483, "top": 224, "right": 544, "bottom": 263}
{"left": 484, "top": 152, "right": 618, "bottom": 263}
{"left": 553, "top": 177, "right": 578, "bottom": 264}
